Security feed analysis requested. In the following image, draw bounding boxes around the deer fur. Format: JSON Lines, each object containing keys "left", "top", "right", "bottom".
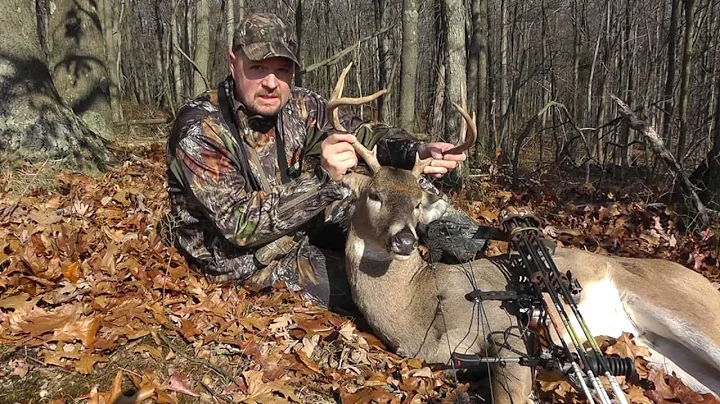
{"left": 326, "top": 63, "right": 720, "bottom": 402}
{"left": 342, "top": 168, "right": 720, "bottom": 402}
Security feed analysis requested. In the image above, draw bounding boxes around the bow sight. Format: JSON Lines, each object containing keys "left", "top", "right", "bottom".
{"left": 449, "top": 213, "right": 635, "bottom": 404}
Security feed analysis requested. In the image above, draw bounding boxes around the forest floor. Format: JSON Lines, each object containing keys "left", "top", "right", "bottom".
{"left": 0, "top": 127, "right": 719, "bottom": 404}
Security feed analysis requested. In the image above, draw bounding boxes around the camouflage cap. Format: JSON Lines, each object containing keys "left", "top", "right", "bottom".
{"left": 233, "top": 13, "right": 300, "bottom": 67}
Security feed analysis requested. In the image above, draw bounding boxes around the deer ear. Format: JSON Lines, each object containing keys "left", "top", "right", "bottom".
{"left": 419, "top": 191, "right": 448, "bottom": 224}
{"left": 342, "top": 172, "right": 372, "bottom": 198}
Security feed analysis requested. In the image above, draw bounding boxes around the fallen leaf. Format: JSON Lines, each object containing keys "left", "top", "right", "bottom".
{"left": 167, "top": 371, "right": 199, "bottom": 397}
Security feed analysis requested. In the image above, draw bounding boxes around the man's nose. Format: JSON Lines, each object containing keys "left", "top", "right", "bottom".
{"left": 262, "top": 74, "right": 278, "bottom": 89}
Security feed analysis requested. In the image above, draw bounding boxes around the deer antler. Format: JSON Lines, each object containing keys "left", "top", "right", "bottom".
{"left": 410, "top": 102, "right": 476, "bottom": 178}
{"left": 444, "top": 102, "right": 477, "bottom": 156}
{"left": 327, "top": 63, "right": 386, "bottom": 173}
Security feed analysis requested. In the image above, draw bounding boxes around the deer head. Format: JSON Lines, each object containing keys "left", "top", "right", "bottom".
{"left": 327, "top": 63, "right": 477, "bottom": 260}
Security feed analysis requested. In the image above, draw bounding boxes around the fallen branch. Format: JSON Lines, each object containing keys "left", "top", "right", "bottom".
{"left": 611, "top": 94, "right": 718, "bottom": 225}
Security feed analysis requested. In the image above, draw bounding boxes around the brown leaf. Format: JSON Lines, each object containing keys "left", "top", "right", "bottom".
{"left": 340, "top": 387, "right": 397, "bottom": 404}
{"left": 75, "top": 354, "right": 109, "bottom": 374}
{"left": 296, "top": 350, "right": 322, "bottom": 374}
{"left": 179, "top": 319, "right": 199, "bottom": 340}
{"left": 626, "top": 385, "right": 653, "bottom": 404}
{"left": 109, "top": 370, "right": 124, "bottom": 404}
{"left": 133, "top": 344, "right": 163, "bottom": 361}
{"left": 0, "top": 292, "right": 31, "bottom": 310}
{"left": 167, "top": 371, "right": 199, "bottom": 397}
{"left": 54, "top": 315, "right": 101, "bottom": 347}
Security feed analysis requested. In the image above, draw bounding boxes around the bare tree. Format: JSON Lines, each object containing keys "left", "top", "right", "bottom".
{"left": 103, "top": 0, "right": 124, "bottom": 122}
{"left": 467, "top": 0, "right": 488, "bottom": 159}
{"left": 194, "top": 0, "right": 210, "bottom": 96}
{"left": 0, "top": 0, "right": 110, "bottom": 168}
{"left": 662, "top": 0, "right": 679, "bottom": 144}
{"left": 49, "top": 0, "right": 114, "bottom": 138}
{"left": 226, "top": 0, "right": 234, "bottom": 53}
{"left": 399, "top": 0, "right": 419, "bottom": 130}
{"left": 442, "top": 0, "right": 467, "bottom": 144}
{"left": 677, "top": 0, "right": 695, "bottom": 160}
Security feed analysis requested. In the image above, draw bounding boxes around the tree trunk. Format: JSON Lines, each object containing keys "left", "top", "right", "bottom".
{"left": 226, "top": 0, "right": 234, "bottom": 53}
{"left": 469, "top": 0, "right": 488, "bottom": 161}
{"left": 431, "top": 64, "right": 446, "bottom": 138}
{"left": 0, "top": 0, "right": 110, "bottom": 169}
{"left": 499, "top": 0, "right": 509, "bottom": 135}
{"left": 236, "top": 0, "right": 245, "bottom": 25}
{"left": 442, "top": 0, "right": 467, "bottom": 145}
{"left": 49, "top": 0, "right": 113, "bottom": 138}
{"left": 154, "top": 0, "right": 168, "bottom": 109}
{"left": 399, "top": 0, "right": 419, "bottom": 130}
{"left": 102, "top": 0, "right": 123, "bottom": 123}
{"left": 373, "top": 0, "right": 392, "bottom": 122}
{"left": 171, "top": 2, "right": 182, "bottom": 106}
{"left": 193, "top": 0, "right": 210, "bottom": 96}
{"left": 662, "top": 0, "right": 679, "bottom": 145}
{"left": 677, "top": 0, "right": 695, "bottom": 160}
{"left": 571, "top": 0, "right": 580, "bottom": 124}
{"left": 294, "top": 0, "right": 303, "bottom": 87}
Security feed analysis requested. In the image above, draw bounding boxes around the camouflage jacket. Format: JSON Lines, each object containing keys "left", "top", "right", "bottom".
{"left": 166, "top": 76, "right": 421, "bottom": 285}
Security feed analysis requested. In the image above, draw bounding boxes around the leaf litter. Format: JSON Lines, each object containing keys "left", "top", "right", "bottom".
{"left": 0, "top": 145, "right": 718, "bottom": 403}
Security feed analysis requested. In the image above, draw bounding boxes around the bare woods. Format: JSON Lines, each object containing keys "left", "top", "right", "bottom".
{"left": 3, "top": 0, "right": 720, "bottom": 209}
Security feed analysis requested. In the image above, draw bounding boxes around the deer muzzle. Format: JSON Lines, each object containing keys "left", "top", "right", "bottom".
{"left": 390, "top": 227, "right": 418, "bottom": 258}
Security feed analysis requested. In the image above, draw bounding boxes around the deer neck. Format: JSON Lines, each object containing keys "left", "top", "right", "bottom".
{"left": 345, "top": 227, "right": 433, "bottom": 299}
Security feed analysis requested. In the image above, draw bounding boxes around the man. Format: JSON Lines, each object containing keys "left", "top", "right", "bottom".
{"left": 166, "top": 13, "right": 465, "bottom": 309}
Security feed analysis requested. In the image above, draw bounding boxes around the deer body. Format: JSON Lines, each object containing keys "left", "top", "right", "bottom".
{"left": 326, "top": 65, "right": 720, "bottom": 401}
{"left": 553, "top": 249, "right": 720, "bottom": 395}
{"left": 347, "top": 212, "right": 720, "bottom": 399}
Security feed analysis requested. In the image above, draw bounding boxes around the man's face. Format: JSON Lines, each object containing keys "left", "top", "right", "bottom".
{"left": 229, "top": 49, "right": 293, "bottom": 117}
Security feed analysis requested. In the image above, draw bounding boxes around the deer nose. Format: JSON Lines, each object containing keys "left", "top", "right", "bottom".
{"left": 391, "top": 228, "right": 418, "bottom": 256}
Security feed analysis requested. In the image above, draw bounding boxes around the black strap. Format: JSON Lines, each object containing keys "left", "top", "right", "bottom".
{"left": 217, "top": 80, "right": 261, "bottom": 191}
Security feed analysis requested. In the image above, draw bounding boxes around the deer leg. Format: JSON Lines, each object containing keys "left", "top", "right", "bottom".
{"left": 488, "top": 329, "right": 533, "bottom": 404}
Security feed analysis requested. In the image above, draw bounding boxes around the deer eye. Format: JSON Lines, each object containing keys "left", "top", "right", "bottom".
{"left": 368, "top": 192, "right": 381, "bottom": 202}
{"left": 415, "top": 202, "right": 422, "bottom": 210}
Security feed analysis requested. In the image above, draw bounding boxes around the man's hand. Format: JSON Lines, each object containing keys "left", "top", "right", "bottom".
{"left": 321, "top": 133, "right": 359, "bottom": 182}
{"left": 418, "top": 142, "right": 467, "bottom": 178}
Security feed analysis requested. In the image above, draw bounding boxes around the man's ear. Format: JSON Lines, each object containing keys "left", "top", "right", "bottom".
{"left": 341, "top": 172, "right": 372, "bottom": 198}
{"left": 229, "top": 50, "right": 238, "bottom": 79}
{"left": 419, "top": 191, "right": 448, "bottom": 224}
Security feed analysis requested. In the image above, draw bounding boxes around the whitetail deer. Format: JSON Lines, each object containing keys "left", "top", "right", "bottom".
{"left": 327, "top": 64, "right": 720, "bottom": 402}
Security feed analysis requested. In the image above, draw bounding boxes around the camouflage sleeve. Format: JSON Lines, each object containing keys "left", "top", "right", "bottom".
{"left": 295, "top": 88, "right": 423, "bottom": 169}
{"left": 175, "top": 118, "right": 349, "bottom": 249}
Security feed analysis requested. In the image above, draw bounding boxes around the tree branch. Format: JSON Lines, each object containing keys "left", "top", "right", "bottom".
{"left": 301, "top": 25, "right": 395, "bottom": 74}
{"left": 173, "top": 41, "right": 210, "bottom": 91}
{"left": 611, "top": 94, "right": 718, "bottom": 225}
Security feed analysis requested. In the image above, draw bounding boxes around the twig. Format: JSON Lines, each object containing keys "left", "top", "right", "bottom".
{"left": 301, "top": 25, "right": 395, "bottom": 73}
{"left": 200, "top": 379, "right": 232, "bottom": 403}
{"left": 173, "top": 41, "right": 210, "bottom": 91}
{"left": 611, "top": 94, "right": 718, "bottom": 225}
{"left": 157, "top": 332, "right": 231, "bottom": 379}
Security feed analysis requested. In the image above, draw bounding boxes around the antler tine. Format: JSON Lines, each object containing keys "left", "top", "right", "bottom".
{"left": 444, "top": 102, "right": 477, "bottom": 155}
{"left": 326, "top": 62, "right": 386, "bottom": 173}
{"left": 411, "top": 154, "right": 433, "bottom": 178}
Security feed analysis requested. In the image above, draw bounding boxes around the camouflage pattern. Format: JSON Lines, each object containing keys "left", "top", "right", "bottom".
{"left": 166, "top": 76, "right": 421, "bottom": 307}
{"left": 233, "top": 13, "right": 300, "bottom": 66}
